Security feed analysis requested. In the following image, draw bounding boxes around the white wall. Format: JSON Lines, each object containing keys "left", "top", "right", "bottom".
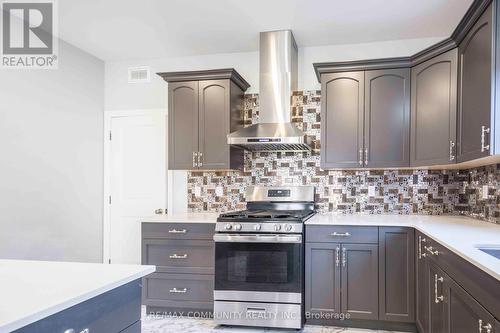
{"left": 104, "top": 36, "right": 443, "bottom": 110}
{"left": 0, "top": 40, "right": 104, "bottom": 262}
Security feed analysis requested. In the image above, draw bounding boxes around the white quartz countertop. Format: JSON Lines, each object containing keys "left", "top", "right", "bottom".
{"left": 142, "top": 212, "right": 219, "bottom": 223}
{"left": 0, "top": 260, "right": 155, "bottom": 333}
{"left": 306, "top": 214, "right": 500, "bottom": 282}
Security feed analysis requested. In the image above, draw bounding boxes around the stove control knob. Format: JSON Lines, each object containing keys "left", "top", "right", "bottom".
{"left": 224, "top": 224, "right": 232, "bottom": 230}
{"left": 284, "top": 224, "right": 293, "bottom": 232}
{"left": 234, "top": 224, "right": 242, "bottom": 231}
{"left": 274, "top": 224, "right": 281, "bottom": 231}
{"left": 254, "top": 224, "right": 261, "bottom": 231}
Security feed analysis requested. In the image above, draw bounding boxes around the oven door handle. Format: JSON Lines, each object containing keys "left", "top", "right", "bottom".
{"left": 213, "top": 234, "right": 302, "bottom": 243}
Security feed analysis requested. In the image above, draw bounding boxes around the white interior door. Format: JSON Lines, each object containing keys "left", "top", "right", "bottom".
{"left": 108, "top": 111, "right": 166, "bottom": 264}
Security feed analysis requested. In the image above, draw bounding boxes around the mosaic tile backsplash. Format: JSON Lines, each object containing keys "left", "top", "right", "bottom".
{"left": 187, "top": 91, "right": 500, "bottom": 224}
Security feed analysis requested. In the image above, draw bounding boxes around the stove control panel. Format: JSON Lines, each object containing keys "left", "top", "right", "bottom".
{"left": 215, "top": 222, "right": 303, "bottom": 233}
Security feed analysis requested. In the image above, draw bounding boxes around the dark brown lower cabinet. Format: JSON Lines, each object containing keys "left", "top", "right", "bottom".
{"left": 448, "top": 275, "right": 497, "bottom": 333}
{"left": 305, "top": 242, "right": 341, "bottom": 317}
{"left": 379, "top": 227, "right": 415, "bottom": 323}
{"left": 305, "top": 242, "right": 378, "bottom": 322}
{"left": 341, "top": 243, "right": 379, "bottom": 320}
{"left": 428, "top": 260, "right": 449, "bottom": 333}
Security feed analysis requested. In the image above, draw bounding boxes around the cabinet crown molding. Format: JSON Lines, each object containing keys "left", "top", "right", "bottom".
{"left": 157, "top": 68, "right": 250, "bottom": 91}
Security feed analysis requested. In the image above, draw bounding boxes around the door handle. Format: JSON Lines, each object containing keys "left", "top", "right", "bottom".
{"left": 358, "top": 149, "right": 363, "bottom": 166}
{"left": 335, "top": 246, "right": 340, "bottom": 267}
{"left": 198, "top": 152, "right": 203, "bottom": 167}
{"left": 342, "top": 247, "right": 347, "bottom": 267}
{"left": 434, "top": 274, "right": 444, "bottom": 303}
{"left": 449, "top": 141, "right": 455, "bottom": 161}
{"left": 418, "top": 236, "right": 427, "bottom": 259}
{"left": 479, "top": 319, "right": 493, "bottom": 333}
{"left": 364, "top": 148, "right": 368, "bottom": 165}
{"left": 481, "top": 126, "right": 490, "bottom": 153}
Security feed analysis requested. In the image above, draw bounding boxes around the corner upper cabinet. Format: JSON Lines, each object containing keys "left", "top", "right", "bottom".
{"left": 321, "top": 72, "right": 364, "bottom": 168}
{"left": 457, "top": 3, "right": 494, "bottom": 162}
{"left": 158, "top": 69, "right": 249, "bottom": 170}
{"left": 410, "top": 48, "right": 458, "bottom": 167}
{"left": 364, "top": 69, "right": 410, "bottom": 168}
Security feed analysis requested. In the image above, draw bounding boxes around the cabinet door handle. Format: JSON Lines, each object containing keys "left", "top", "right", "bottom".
{"left": 479, "top": 319, "right": 493, "bottom": 333}
{"left": 192, "top": 151, "right": 198, "bottom": 168}
{"left": 331, "top": 232, "right": 351, "bottom": 237}
{"left": 169, "top": 287, "right": 187, "bottom": 293}
{"left": 364, "top": 148, "right": 368, "bottom": 165}
{"left": 418, "top": 236, "right": 427, "bottom": 259}
{"left": 481, "top": 126, "right": 490, "bottom": 152}
{"left": 449, "top": 141, "right": 455, "bottom": 161}
{"left": 335, "top": 246, "right": 340, "bottom": 267}
{"left": 168, "top": 229, "right": 187, "bottom": 234}
{"left": 358, "top": 149, "right": 363, "bottom": 166}
{"left": 169, "top": 254, "right": 188, "bottom": 259}
{"left": 342, "top": 247, "right": 347, "bottom": 267}
{"left": 434, "top": 274, "right": 444, "bottom": 303}
{"left": 425, "top": 245, "right": 439, "bottom": 256}
{"left": 198, "top": 152, "right": 203, "bottom": 167}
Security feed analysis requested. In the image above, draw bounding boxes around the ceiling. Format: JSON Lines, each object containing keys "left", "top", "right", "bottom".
{"left": 59, "top": 0, "right": 474, "bottom": 61}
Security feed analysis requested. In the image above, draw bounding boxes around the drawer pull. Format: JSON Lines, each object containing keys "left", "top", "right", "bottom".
{"left": 479, "top": 319, "right": 493, "bottom": 333}
{"left": 64, "top": 329, "right": 89, "bottom": 333}
{"left": 168, "top": 229, "right": 187, "bottom": 234}
{"left": 331, "top": 232, "right": 351, "bottom": 237}
{"left": 169, "top": 287, "right": 187, "bottom": 293}
{"left": 169, "top": 254, "right": 188, "bottom": 259}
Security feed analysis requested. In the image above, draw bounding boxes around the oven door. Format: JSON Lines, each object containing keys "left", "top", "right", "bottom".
{"left": 214, "top": 233, "right": 302, "bottom": 303}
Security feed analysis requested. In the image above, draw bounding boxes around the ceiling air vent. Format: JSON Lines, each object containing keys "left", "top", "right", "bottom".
{"left": 128, "top": 66, "right": 150, "bottom": 83}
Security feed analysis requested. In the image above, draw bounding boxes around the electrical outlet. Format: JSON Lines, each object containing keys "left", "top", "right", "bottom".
{"left": 216, "top": 186, "right": 223, "bottom": 197}
{"left": 368, "top": 186, "right": 376, "bottom": 196}
{"left": 482, "top": 185, "right": 489, "bottom": 199}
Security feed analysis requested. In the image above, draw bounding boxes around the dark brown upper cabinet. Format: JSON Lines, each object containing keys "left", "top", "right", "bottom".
{"left": 410, "top": 48, "right": 458, "bottom": 167}
{"left": 457, "top": 3, "right": 494, "bottom": 162}
{"left": 158, "top": 69, "right": 249, "bottom": 170}
{"left": 320, "top": 69, "right": 410, "bottom": 169}
{"left": 321, "top": 72, "right": 364, "bottom": 169}
{"left": 364, "top": 69, "right": 410, "bottom": 168}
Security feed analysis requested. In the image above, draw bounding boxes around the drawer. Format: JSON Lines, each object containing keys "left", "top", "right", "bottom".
{"left": 142, "top": 222, "right": 214, "bottom": 240}
{"left": 306, "top": 225, "right": 378, "bottom": 243}
{"left": 143, "top": 273, "right": 214, "bottom": 310}
{"left": 142, "top": 239, "right": 214, "bottom": 274}
{"left": 14, "top": 280, "right": 141, "bottom": 333}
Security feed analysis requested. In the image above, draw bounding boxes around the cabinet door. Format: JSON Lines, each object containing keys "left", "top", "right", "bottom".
{"left": 340, "top": 243, "right": 378, "bottom": 320}
{"left": 320, "top": 72, "right": 364, "bottom": 168}
{"left": 378, "top": 227, "right": 415, "bottom": 322}
{"left": 168, "top": 81, "right": 199, "bottom": 170}
{"left": 457, "top": 3, "right": 493, "bottom": 162}
{"left": 428, "top": 260, "right": 449, "bottom": 333}
{"left": 416, "top": 233, "right": 430, "bottom": 333}
{"left": 364, "top": 69, "right": 410, "bottom": 168}
{"left": 198, "top": 80, "right": 230, "bottom": 169}
{"left": 410, "top": 49, "right": 458, "bottom": 167}
{"left": 448, "top": 275, "right": 496, "bottom": 333}
{"left": 305, "top": 242, "right": 341, "bottom": 316}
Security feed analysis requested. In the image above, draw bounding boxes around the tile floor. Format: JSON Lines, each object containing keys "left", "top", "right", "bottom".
{"left": 141, "top": 314, "right": 405, "bottom": 333}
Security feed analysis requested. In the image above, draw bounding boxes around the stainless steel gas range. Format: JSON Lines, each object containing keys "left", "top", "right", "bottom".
{"left": 213, "top": 186, "right": 315, "bottom": 329}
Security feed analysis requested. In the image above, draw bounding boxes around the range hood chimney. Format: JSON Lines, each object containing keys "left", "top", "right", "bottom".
{"left": 227, "top": 30, "right": 313, "bottom": 151}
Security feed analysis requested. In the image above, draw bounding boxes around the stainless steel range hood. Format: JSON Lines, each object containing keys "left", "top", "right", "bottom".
{"left": 227, "top": 30, "right": 313, "bottom": 151}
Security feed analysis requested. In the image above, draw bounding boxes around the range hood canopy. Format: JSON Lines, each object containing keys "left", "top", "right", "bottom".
{"left": 227, "top": 30, "right": 313, "bottom": 152}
